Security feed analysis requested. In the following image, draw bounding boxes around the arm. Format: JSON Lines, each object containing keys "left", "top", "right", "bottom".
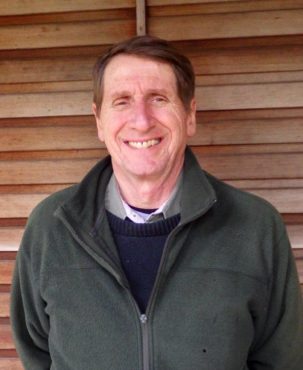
{"left": 10, "top": 230, "right": 51, "bottom": 370}
{"left": 248, "top": 231, "right": 303, "bottom": 369}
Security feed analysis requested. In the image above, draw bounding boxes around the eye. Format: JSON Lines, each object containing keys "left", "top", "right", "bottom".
{"left": 151, "top": 95, "right": 167, "bottom": 104}
{"left": 113, "top": 98, "right": 129, "bottom": 108}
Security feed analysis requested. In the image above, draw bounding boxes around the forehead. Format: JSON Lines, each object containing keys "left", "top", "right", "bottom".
{"left": 102, "top": 54, "right": 177, "bottom": 92}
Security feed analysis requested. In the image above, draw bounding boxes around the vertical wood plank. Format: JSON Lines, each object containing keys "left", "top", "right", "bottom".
{"left": 136, "top": 0, "right": 146, "bottom": 35}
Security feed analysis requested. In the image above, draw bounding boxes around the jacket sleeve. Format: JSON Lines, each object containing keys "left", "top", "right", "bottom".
{"left": 248, "top": 230, "right": 303, "bottom": 369}
{"left": 10, "top": 227, "right": 51, "bottom": 370}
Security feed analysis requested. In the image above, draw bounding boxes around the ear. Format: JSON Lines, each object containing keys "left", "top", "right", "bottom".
{"left": 92, "top": 103, "right": 105, "bottom": 142}
{"left": 186, "top": 98, "right": 196, "bottom": 137}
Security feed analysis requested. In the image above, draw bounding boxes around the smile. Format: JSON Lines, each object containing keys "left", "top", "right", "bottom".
{"left": 127, "top": 139, "right": 160, "bottom": 149}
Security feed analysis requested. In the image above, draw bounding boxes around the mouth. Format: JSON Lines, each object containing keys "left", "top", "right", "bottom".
{"left": 126, "top": 138, "right": 161, "bottom": 149}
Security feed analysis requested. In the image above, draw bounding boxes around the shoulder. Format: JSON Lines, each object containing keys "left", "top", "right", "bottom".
{"left": 26, "top": 185, "right": 78, "bottom": 231}
{"left": 28, "top": 185, "right": 77, "bottom": 226}
{"left": 205, "top": 172, "right": 286, "bottom": 238}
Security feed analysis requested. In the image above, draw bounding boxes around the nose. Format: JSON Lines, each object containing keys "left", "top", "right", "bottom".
{"left": 130, "top": 100, "right": 153, "bottom": 131}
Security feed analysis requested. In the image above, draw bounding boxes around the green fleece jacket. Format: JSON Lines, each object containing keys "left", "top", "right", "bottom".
{"left": 11, "top": 148, "right": 303, "bottom": 370}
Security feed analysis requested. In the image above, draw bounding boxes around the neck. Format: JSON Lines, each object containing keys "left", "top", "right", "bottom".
{"left": 113, "top": 166, "right": 182, "bottom": 209}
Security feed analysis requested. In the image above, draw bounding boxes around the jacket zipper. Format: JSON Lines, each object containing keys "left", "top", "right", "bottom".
{"left": 125, "top": 291, "right": 150, "bottom": 370}
{"left": 138, "top": 198, "right": 217, "bottom": 370}
{"left": 140, "top": 314, "right": 149, "bottom": 370}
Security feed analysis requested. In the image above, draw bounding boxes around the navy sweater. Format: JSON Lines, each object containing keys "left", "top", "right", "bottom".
{"left": 107, "top": 211, "right": 180, "bottom": 312}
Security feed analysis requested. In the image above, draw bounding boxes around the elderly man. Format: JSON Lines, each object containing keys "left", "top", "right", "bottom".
{"left": 11, "top": 36, "right": 303, "bottom": 370}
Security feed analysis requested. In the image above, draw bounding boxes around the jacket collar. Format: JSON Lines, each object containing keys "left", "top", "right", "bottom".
{"left": 180, "top": 147, "right": 217, "bottom": 224}
{"left": 57, "top": 146, "right": 217, "bottom": 233}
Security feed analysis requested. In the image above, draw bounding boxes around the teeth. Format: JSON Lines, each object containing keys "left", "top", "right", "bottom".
{"left": 128, "top": 139, "right": 160, "bottom": 149}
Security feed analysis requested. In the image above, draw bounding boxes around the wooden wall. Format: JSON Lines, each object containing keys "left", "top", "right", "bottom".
{"left": 0, "top": 1, "right": 303, "bottom": 368}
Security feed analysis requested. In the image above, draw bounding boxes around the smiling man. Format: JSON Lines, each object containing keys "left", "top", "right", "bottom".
{"left": 11, "top": 36, "right": 303, "bottom": 370}
{"left": 93, "top": 53, "right": 196, "bottom": 209}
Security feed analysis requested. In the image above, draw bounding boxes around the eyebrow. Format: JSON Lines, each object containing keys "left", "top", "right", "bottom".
{"left": 110, "top": 88, "right": 170, "bottom": 100}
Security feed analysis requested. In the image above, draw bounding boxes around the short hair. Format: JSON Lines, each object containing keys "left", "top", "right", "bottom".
{"left": 93, "top": 35, "right": 195, "bottom": 115}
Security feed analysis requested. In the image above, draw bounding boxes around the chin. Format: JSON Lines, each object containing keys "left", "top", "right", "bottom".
{"left": 126, "top": 163, "right": 163, "bottom": 178}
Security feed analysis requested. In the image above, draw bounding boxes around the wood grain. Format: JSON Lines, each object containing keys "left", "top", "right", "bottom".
{"left": 0, "top": 0, "right": 134, "bottom": 16}
{"left": 0, "top": 228, "right": 24, "bottom": 252}
{"left": 0, "top": 20, "right": 135, "bottom": 50}
{"left": 149, "top": 9, "right": 303, "bottom": 40}
{"left": 0, "top": 357, "right": 23, "bottom": 370}
{"left": 149, "top": 0, "right": 303, "bottom": 16}
{"left": 0, "top": 293, "right": 10, "bottom": 318}
{"left": 0, "top": 324, "right": 15, "bottom": 350}
{"left": 0, "top": 260, "right": 15, "bottom": 285}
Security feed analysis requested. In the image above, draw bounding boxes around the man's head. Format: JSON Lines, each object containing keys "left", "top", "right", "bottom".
{"left": 93, "top": 35, "right": 195, "bottom": 115}
{"left": 92, "top": 36, "right": 196, "bottom": 194}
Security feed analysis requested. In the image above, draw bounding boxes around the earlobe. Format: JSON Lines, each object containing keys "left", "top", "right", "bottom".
{"left": 92, "top": 103, "right": 99, "bottom": 119}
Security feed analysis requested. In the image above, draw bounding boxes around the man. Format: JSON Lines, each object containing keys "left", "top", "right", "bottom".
{"left": 11, "top": 36, "right": 303, "bottom": 369}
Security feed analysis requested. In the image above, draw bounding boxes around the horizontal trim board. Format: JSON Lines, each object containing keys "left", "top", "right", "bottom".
{"left": 247, "top": 189, "right": 303, "bottom": 214}
{"left": 0, "top": 91, "right": 92, "bottom": 118}
{"left": 0, "top": 158, "right": 98, "bottom": 185}
{"left": 0, "top": 184, "right": 71, "bottom": 195}
{"left": 0, "top": 20, "right": 135, "bottom": 50}
{"left": 196, "top": 107, "right": 303, "bottom": 121}
{"left": 190, "top": 45, "right": 303, "bottom": 75}
{"left": 0, "top": 293, "right": 10, "bottom": 317}
{"left": 0, "top": 44, "right": 109, "bottom": 60}
{"left": 0, "top": 124, "right": 100, "bottom": 152}
{"left": 0, "top": 194, "right": 56, "bottom": 218}
{"left": 1, "top": 187, "right": 303, "bottom": 220}
{"left": 195, "top": 82, "right": 303, "bottom": 111}
{"left": 148, "top": 0, "right": 228, "bottom": 4}
{"left": 0, "top": 261, "right": 14, "bottom": 285}
{"left": 196, "top": 71, "right": 303, "bottom": 86}
{"left": 1, "top": 149, "right": 303, "bottom": 185}
{"left": 2, "top": 81, "right": 303, "bottom": 117}
{"left": 174, "top": 35, "right": 303, "bottom": 52}
{"left": 0, "top": 56, "right": 95, "bottom": 84}
{"left": 0, "top": 0, "right": 135, "bottom": 16}
{"left": 1, "top": 45, "right": 303, "bottom": 84}
{"left": 148, "top": 0, "right": 303, "bottom": 7}
{"left": 0, "top": 324, "right": 14, "bottom": 350}
{"left": 149, "top": 0, "right": 303, "bottom": 16}
{"left": 1, "top": 108, "right": 303, "bottom": 127}
{"left": 0, "top": 80, "right": 92, "bottom": 95}
{"left": 0, "top": 228, "right": 24, "bottom": 252}
{"left": 0, "top": 9, "right": 135, "bottom": 27}
{"left": 1, "top": 116, "right": 302, "bottom": 152}
{"left": 0, "top": 357, "right": 22, "bottom": 370}
{"left": 149, "top": 9, "right": 303, "bottom": 40}
{"left": 2, "top": 70, "right": 303, "bottom": 95}
{"left": 227, "top": 179, "right": 303, "bottom": 190}
{"left": 192, "top": 117, "right": 303, "bottom": 146}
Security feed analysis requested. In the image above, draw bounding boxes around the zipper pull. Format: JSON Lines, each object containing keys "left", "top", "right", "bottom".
{"left": 140, "top": 314, "right": 148, "bottom": 324}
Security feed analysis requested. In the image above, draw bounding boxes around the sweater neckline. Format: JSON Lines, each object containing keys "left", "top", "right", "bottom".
{"left": 106, "top": 211, "right": 180, "bottom": 237}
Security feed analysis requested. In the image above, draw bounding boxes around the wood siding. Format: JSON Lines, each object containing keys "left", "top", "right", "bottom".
{"left": 0, "top": 1, "right": 302, "bottom": 368}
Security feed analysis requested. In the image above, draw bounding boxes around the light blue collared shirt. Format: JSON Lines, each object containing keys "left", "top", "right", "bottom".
{"left": 105, "top": 174, "right": 182, "bottom": 223}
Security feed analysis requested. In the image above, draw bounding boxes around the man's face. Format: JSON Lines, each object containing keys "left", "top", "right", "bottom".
{"left": 93, "top": 54, "right": 196, "bottom": 183}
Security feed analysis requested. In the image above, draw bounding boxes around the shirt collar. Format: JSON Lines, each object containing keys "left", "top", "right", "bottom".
{"left": 105, "top": 173, "right": 182, "bottom": 223}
